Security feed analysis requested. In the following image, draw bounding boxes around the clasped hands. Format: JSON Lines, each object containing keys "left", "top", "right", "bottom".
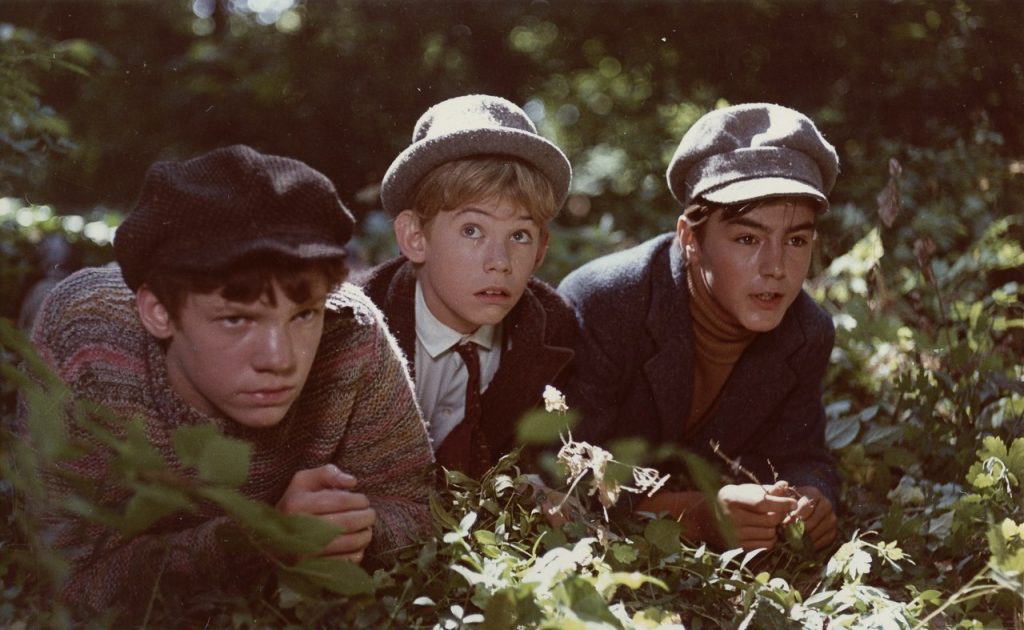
{"left": 275, "top": 464, "right": 376, "bottom": 564}
{"left": 712, "top": 481, "right": 836, "bottom": 552}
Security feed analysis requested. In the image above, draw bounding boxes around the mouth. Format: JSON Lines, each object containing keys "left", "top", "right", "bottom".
{"left": 475, "top": 287, "right": 511, "bottom": 301}
{"left": 242, "top": 386, "right": 296, "bottom": 405}
{"left": 751, "top": 292, "right": 784, "bottom": 307}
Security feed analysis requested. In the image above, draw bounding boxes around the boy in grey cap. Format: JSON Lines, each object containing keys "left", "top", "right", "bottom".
{"left": 361, "top": 94, "right": 576, "bottom": 479}
{"left": 560, "top": 103, "right": 840, "bottom": 553}
{"left": 23, "top": 145, "right": 433, "bottom": 615}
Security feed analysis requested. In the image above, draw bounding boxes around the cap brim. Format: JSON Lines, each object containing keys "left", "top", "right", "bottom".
{"left": 160, "top": 236, "right": 347, "bottom": 272}
{"left": 380, "top": 127, "right": 571, "bottom": 216}
{"left": 701, "top": 177, "right": 829, "bottom": 211}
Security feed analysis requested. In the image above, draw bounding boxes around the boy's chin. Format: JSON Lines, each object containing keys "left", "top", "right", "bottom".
{"left": 227, "top": 407, "right": 291, "bottom": 429}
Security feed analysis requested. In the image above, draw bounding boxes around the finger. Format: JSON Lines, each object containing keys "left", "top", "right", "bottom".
{"left": 322, "top": 506, "right": 377, "bottom": 533}
{"left": 733, "top": 528, "right": 779, "bottom": 552}
{"left": 755, "top": 493, "right": 799, "bottom": 513}
{"left": 321, "top": 528, "right": 374, "bottom": 556}
{"left": 763, "top": 481, "right": 791, "bottom": 496}
{"left": 733, "top": 508, "right": 790, "bottom": 530}
{"left": 810, "top": 522, "right": 838, "bottom": 550}
{"left": 726, "top": 493, "right": 798, "bottom": 516}
{"left": 787, "top": 495, "right": 818, "bottom": 524}
{"left": 807, "top": 511, "right": 838, "bottom": 550}
{"left": 287, "top": 465, "right": 357, "bottom": 494}
{"left": 322, "top": 550, "right": 366, "bottom": 564}
{"left": 279, "top": 488, "right": 370, "bottom": 516}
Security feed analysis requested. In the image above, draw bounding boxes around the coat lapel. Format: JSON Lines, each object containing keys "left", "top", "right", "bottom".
{"left": 642, "top": 239, "right": 696, "bottom": 443}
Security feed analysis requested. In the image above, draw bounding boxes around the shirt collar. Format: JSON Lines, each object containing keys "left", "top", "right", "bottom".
{"left": 415, "top": 280, "right": 499, "bottom": 358}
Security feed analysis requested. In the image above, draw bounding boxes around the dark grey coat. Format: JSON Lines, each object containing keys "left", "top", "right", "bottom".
{"left": 558, "top": 233, "right": 840, "bottom": 506}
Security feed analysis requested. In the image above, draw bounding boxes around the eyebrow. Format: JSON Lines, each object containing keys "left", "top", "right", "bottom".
{"left": 454, "top": 205, "right": 535, "bottom": 223}
{"left": 725, "top": 217, "right": 816, "bottom": 233}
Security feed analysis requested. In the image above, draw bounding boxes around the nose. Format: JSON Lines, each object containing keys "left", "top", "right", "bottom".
{"left": 252, "top": 325, "right": 296, "bottom": 373}
{"left": 484, "top": 239, "right": 511, "bottom": 274}
{"left": 759, "top": 242, "right": 787, "bottom": 279}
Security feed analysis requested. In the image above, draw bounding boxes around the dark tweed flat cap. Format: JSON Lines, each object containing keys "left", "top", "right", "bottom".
{"left": 666, "top": 103, "right": 839, "bottom": 211}
{"left": 380, "top": 94, "right": 571, "bottom": 216}
{"left": 115, "top": 144, "right": 354, "bottom": 291}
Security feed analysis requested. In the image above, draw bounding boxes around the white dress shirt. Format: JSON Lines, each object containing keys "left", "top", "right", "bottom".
{"left": 414, "top": 281, "right": 502, "bottom": 446}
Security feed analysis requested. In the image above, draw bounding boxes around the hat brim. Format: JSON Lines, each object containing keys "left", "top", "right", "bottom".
{"left": 701, "top": 177, "right": 830, "bottom": 211}
{"left": 157, "top": 236, "right": 348, "bottom": 273}
{"left": 381, "top": 127, "right": 571, "bottom": 216}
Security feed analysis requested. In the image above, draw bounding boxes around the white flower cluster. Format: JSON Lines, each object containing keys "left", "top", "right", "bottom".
{"left": 556, "top": 436, "right": 669, "bottom": 519}
{"left": 542, "top": 385, "right": 569, "bottom": 414}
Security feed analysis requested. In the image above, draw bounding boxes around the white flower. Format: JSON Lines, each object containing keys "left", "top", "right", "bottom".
{"left": 543, "top": 385, "right": 569, "bottom": 414}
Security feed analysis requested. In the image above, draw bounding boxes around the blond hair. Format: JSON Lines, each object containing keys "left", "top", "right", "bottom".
{"left": 409, "top": 156, "right": 557, "bottom": 228}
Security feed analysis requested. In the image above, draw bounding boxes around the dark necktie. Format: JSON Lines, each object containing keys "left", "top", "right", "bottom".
{"left": 434, "top": 342, "right": 492, "bottom": 478}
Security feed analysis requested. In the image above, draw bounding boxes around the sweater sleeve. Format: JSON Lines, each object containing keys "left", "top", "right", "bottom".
{"left": 324, "top": 290, "right": 434, "bottom": 559}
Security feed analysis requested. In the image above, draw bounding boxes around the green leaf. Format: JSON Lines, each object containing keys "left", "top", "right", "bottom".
{"left": 560, "top": 576, "right": 621, "bottom": 628}
{"left": 644, "top": 518, "right": 681, "bottom": 555}
{"left": 121, "top": 484, "right": 193, "bottom": 536}
{"left": 200, "top": 486, "right": 339, "bottom": 556}
{"left": 610, "top": 542, "right": 639, "bottom": 565}
{"left": 594, "top": 571, "right": 667, "bottom": 596}
{"left": 1005, "top": 437, "right": 1024, "bottom": 480}
{"left": 474, "top": 529, "right": 499, "bottom": 546}
{"left": 481, "top": 588, "right": 517, "bottom": 630}
{"left": 825, "top": 415, "right": 860, "bottom": 449}
{"left": 515, "top": 409, "right": 577, "bottom": 445}
{"left": 282, "top": 557, "right": 375, "bottom": 596}
{"left": 172, "top": 425, "right": 252, "bottom": 487}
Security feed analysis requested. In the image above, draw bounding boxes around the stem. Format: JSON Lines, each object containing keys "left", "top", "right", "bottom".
{"left": 911, "top": 569, "right": 1001, "bottom": 629}
{"left": 140, "top": 544, "right": 172, "bottom": 630}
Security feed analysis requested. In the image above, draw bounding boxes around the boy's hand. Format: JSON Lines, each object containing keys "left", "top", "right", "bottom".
{"left": 716, "top": 481, "right": 798, "bottom": 552}
{"left": 276, "top": 464, "right": 377, "bottom": 563}
{"left": 786, "top": 485, "right": 837, "bottom": 550}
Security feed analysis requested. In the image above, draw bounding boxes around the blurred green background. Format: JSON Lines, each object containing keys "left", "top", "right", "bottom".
{"left": 2, "top": 0, "right": 1023, "bottom": 318}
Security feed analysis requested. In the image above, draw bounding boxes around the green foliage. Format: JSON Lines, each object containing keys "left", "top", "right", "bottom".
{"left": 1, "top": 1, "right": 1023, "bottom": 626}
{"left": 0, "top": 22, "right": 89, "bottom": 191}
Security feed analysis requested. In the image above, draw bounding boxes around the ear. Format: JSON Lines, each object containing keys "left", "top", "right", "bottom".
{"left": 532, "top": 230, "right": 550, "bottom": 272}
{"left": 136, "top": 285, "right": 175, "bottom": 340}
{"left": 394, "top": 210, "right": 428, "bottom": 264}
{"left": 676, "top": 215, "right": 699, "bottom": 266}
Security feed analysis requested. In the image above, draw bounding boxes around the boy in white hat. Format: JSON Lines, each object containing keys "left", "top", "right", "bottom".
{"left": 361, "top": 94, "right": 576, "bottom": 478}
{"left": 560, "top": 103, "right": 841, "bottom": 553}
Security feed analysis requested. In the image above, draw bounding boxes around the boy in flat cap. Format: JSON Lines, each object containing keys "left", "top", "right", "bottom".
{"left": 560, "top": 103, "right": 840, "bottom": 553}
{"left": 360, "top": 94, "right": 576, "bottom": 479}
{"left": 23, "top": 145, "right": 434, "bottom": 613}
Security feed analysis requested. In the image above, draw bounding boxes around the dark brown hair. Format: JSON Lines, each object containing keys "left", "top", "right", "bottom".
{"left": 685, "top": 196, "right": 819, "bottom": 243}
{"left": 145, "top": 253, "right": 348, "bottom": 321}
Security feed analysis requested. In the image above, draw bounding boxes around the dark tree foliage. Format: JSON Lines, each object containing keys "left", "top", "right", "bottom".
{"left": 1, "top": 0, "right": 1022, "bottom": 241}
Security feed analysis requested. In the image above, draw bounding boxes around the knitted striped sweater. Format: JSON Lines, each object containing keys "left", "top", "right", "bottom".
{"left": 27, "top": 265, "right": 434, "bottom": 613}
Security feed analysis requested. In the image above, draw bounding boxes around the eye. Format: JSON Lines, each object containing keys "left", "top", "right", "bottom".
{"left": 788, "top": 234, "right": 812, "bottom": 247}
{"left": 219, "top": 315, "right": 249, "bottom": 328}
{"left": 294, "top": 308, "right": 320, "bottom": 323}
{"left": 735, "top": 235, "right": 758, "bottom": 245}
{"left": 461, "top": 224, "right": 482, "bottom": 238}
{"left": 511, "top": 229, "right": 533, "bottom": 244}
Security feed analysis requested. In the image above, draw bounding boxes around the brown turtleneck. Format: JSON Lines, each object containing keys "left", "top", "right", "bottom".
{"left": 685, "top": 261, "right": 757, "bottom": 436}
